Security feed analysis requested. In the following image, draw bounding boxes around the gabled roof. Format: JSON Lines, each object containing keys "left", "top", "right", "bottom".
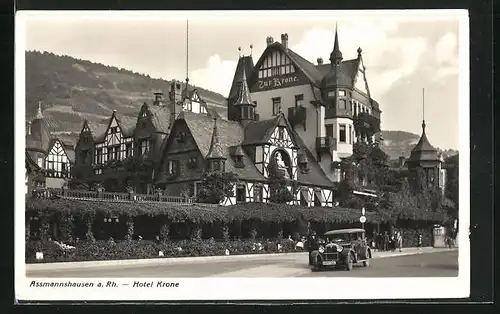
{"left": 205, "top": 118, "right": 226, "bottom": 160}
{"left": 25, "top": 151, "right": 41, "bottom": 174}
{"left": 148, "top": 105, "right": 171, "bottom": 134}
{"left": 250, "top": 41, "right": 361, "bottom": 90}
{"left": 241, "top": 113, "right": 298, "bottom": 147}
{"left": 290, "top": 128, "right": 335, "bottom": 188}
{"left": 84, "top": 121, "right": 107, "bottom": 141}
{"left": 46, "top": 137, "right": 76, "bottom": 163}
{"left": 175, "top": 111, "right": 266, "bottom": 182}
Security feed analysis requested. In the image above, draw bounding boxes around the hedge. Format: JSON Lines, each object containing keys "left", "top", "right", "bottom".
{"left": 25, "top": 198, "right": 446, "bottom": 224}
{"left": 26, "top": 238, "right": 300, "bottom": 263}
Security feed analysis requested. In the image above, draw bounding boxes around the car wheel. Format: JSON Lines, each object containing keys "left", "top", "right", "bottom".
{"left": 346, "top": 254, "right": 353, "bottom": 271}
{"left": 363, "top": 250, "right": 371, "bottom": 267}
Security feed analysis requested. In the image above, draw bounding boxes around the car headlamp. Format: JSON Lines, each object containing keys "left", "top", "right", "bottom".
{"left": 336, "top": 244, "right": 343, "bottom": 252}
{"left": 318, "top": 246, "right": 325, "bottom": 253}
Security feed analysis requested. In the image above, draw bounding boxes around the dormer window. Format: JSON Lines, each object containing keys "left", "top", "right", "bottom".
{"left": 327, "top": 91, "right": 335, "bottom": 98}
{"left": 110, "top": 127, "right": 118, "bottom": 134}
{"left": 338, "top": 90, "right": 346, "bottom": 96}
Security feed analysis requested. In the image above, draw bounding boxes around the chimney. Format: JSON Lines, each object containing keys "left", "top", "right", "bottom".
{"left": 168, "top": 80, "right": 183, "bottom": 130}
{"left": 317, "top": 57, "right": 323, "bottom": 65}
{"left": 281, "top": 33, "right": 288, "bottom": 50}
{"left": 398, "top": 156, "right": 406, "bottom": 167}
{"left": 153, "top": 92, "right": 164, "bottom": 106}
{"left": 27, "top": 121, "right": 31, "bottom": 135}
{"left": 266, "top": 36, "right": 274, "bottom": 46}
{"left": 169, "top": 80, "right": 183, "bottom": 103}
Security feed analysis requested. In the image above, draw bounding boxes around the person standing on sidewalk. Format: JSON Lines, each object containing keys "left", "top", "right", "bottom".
{"left": 383, "top": 231, "right": 390, "bottom": 251}
{"left": 397, "top": 231, "right": 403, "bottom": 252}
{"left": 416, "top": 233, "right": 422, "bottom": 251}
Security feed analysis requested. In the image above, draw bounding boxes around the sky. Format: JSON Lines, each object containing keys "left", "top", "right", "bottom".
{"left": 21, "top": 11, "right": 465, "bottom": 150}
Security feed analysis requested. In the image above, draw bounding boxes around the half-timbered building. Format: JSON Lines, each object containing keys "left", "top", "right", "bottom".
{"left": 72, "top": 80, "right": 219, "bottom": 193}
{"left": 156, "top": 66, "right": 334, "bottom": 207}
{"left": 226, "top": 29, "right": 383, "bottom": 198}
{"left": 25, "top": 102, "right": 77, "bottom": 189}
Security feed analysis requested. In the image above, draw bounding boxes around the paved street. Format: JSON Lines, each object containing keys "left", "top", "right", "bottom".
{"left": 26, "top": 248, "right": 458, "bottom": 278}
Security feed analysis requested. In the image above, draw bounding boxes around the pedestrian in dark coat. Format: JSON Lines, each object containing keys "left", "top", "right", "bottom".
{"left": 383, "top": 232, "right": 390, "bottom": 251}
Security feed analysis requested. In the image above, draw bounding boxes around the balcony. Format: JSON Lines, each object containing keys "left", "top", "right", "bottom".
{"left": 30, "top": 187, "right": 194, "bottom": 204}
{"left": 316, "top": 136, "right": 337, "bottom": 155}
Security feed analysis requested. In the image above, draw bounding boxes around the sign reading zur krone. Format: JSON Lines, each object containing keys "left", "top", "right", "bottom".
{"left": 257, "top": 75, "right": 300, "bottom": 90}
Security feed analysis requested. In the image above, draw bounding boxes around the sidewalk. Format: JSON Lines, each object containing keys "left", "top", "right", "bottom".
{"left": 26, "top": 247, "right": 457, "bottom": 271}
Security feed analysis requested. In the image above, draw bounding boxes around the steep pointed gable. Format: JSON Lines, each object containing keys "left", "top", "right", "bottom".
{"left": 250, "top": 42, "right": 322, "bottom": 88}
{"left": 205, "top": 117, "right": 226, "bottom": 160}
{"left": 352, "top": 49, "right": 370, "bottom": 96}
{"left": 241, "top": 113, "right": 299, "bottom": 148}
{"left": 234, "top": 65, "right": 253, "bottom": 106}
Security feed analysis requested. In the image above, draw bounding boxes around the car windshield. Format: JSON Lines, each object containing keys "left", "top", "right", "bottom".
{"left": 327, "top": 232, "right": 364, "bottom": 242}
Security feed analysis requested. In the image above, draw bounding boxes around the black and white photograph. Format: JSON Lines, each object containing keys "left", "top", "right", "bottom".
{"left": 15, "top": 10, "right": 469, "bottom": 301}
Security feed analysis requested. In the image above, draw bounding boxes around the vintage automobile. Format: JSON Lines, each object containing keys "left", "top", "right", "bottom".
{"left": 309, "top": 228, "right": 372, "bottom": 271}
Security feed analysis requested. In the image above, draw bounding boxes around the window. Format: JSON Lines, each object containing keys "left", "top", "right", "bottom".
{"left": 338, "top": 90, "right": 346, "bottom": 96}
{"left": 81, "top": 150, "right": 88, "bottom": 164}
{"left": 95, "top": 148, "right": 103, "bottom": 164}
{"left": 349, "top": 125, "right": 352, "bottom": 144}
{"left": 327, "top": 91, "right": 335, "bottom": 98}
{"left": 37, "top": 157, "right": 44, "bottom": 168}
{"left": 339, "top": 99, "right": 347, "bottom": 109}
{"left": 314, "top": 192, "right": 321, "bottom": 207}
{"left": 258, "top": 51, "right": 294, "bottom": 79}
{"left": 167, "top": 160, "right": 179, "bottom": 176}
{"left": 110, "top": 127, "right": 118, "bottom": 134}
{"left": 236, "top": 185, "right": 246, "bottom": 203}
{"left": 140, "top": 139, "right": 150, "bottom": 155}
{"left": 107, "top": 147, "right": 113, "bottom": 161}
{"left": 278, "top": 127, "right": 284, "bottom": 140}
{"left": 272, "top": 97, "right": 281, "bottom": 115}
{"left": 187, "top": 157, "right": 198, "bottom": 169}
{"left": 254, "top": 186, "right": 263, "bottom": 202}
{"left": 353, "top": 102, "right": 358, "bottom": 116}
{"left": 125, "top": 143, "right": 133, "bottom": 158}
{"left": 47, "top": 160, "right": 55, "bottom": 170}
{"left": 326, "top": 124, "right": 334, "bottom": 138}
{"left": 61, "top": 162, "right": 67, "bottom": 173}
{"left": 212, "top": 160, "right": 221, "bottom": 171}
{"left": 295, "top": 94, "right": 304, "bottom": 107}
{"left": 339, "top": 124, "right": 346, "bottom": 143}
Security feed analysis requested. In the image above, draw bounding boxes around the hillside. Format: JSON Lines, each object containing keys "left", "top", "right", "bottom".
{"left": 25, "top": 50, "right": 227, "bottom": 133}
{"left": 381, "top": 130, "right": 458, "bottom": 160}
{"left": 25, "top": 51, "right": 457, "bottom": 159}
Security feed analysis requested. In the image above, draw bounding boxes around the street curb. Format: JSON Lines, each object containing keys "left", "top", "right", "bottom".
{"left": 26, "top": 247, "right": 457, "bottom": 272}
{"left": 26, "top": 252, "right": 306, "bottom": 271}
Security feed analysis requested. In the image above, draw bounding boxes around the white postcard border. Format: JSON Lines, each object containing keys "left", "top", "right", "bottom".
{"left": 15, "top": 10, "right": 470, "bottom": 301}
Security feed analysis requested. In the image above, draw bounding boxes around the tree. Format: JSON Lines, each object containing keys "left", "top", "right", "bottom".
{"left": 196, "top": 171, "right": 238, "bottom": 204}
{"left": 379, "top": 178, "right": 418, "bottom": 226}
{"left": 267, "top": 162, "right": 298, "bottom": 204}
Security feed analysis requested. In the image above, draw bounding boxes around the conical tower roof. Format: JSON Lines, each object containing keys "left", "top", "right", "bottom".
{"left": 206, "top": 117, "right": 226, "bottom": 160}
{"left": 329, "top": 24, "right": 343, "bottom": 64}
{"left": 408, "top": 120, "right": 439, "bottom": 162}
{"left": 34, "top": 101, "right": 44, "bottom": 120}
{"left": 234, "top": 63, "right": 254, "bottom": 106}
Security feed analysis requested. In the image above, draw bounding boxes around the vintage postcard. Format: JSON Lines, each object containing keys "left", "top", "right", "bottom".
{"left": 15, "top": 10, "right": 469, "bottom": 301}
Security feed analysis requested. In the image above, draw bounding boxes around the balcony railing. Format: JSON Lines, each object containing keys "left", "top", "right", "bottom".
{"left": 315, "top": 136, "right": 337, "bottom": 154}
{"left": 30, "top": 188, "right": 194, "bottom": 204}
